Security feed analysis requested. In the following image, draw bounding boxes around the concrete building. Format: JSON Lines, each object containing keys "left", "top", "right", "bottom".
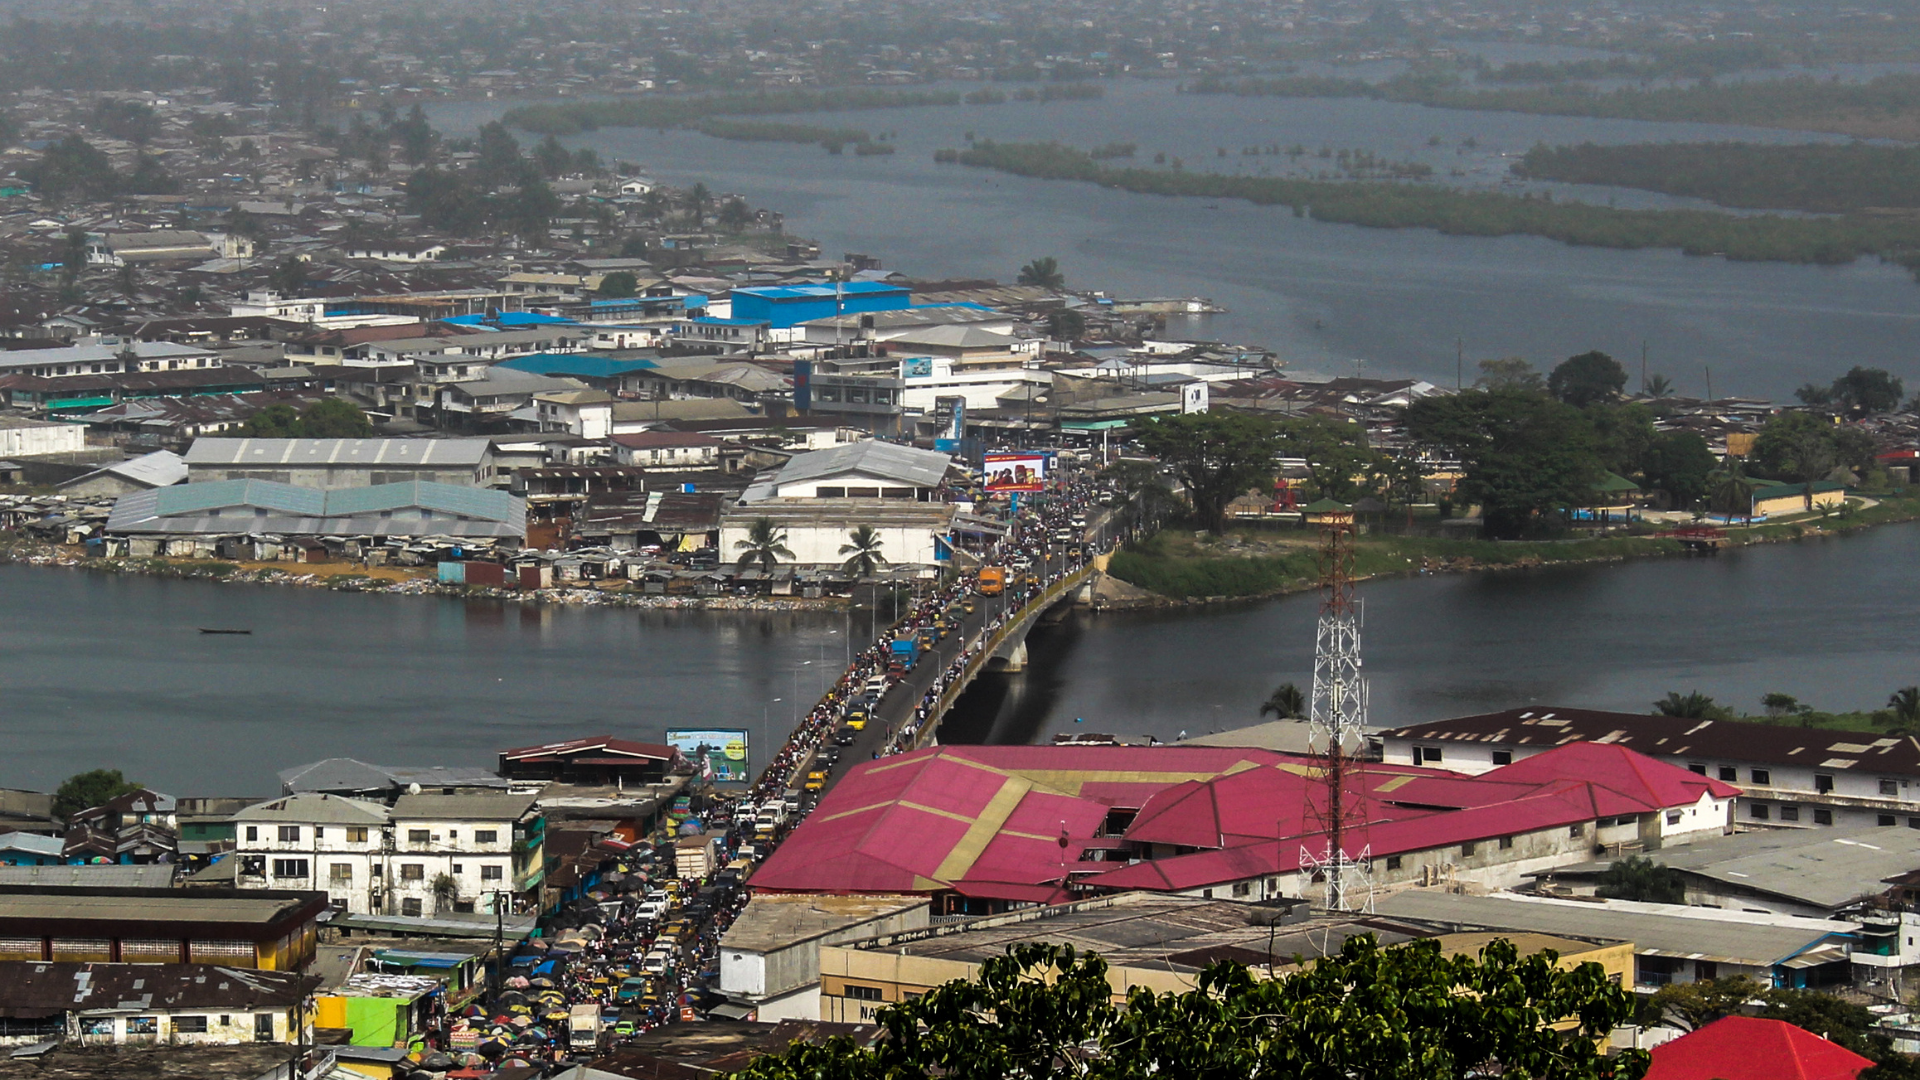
{"left": 536, "top": 390, "right": 615, "bottom": 440}
{"left": 730, "top": 282, "right": 911, "bottom": 330}
{"left": 742, "top": 441, "right": 955, "bottom": 502}
{"left": 719, "top": 501, "right": 962, "bottom": 568}
{"left": 1377, "top": 891, "right": 1859, "bottom": 992}
{"left": 105, "top": 480, "right": 527, "bottom": 542}
{"left": 0, "top": 416, "right": 86, "bottom": 458}
{"left": 0, "top": 962, "right": 314, "bottom": 1047}
{"left": 815, "top": 893, "right": 1630, "bottom": 1024}
{"left": 0, "top": 341, "right": 217, "bottom": 378}
{"left": 0, "top": 886, "right": 327, "bottom": 971}
{"left": 56, "top": 450, "right": 187, "bottom": 496}
{"left": 1381, "top": 707, "right": 1920, "bottom": 831}
{"left": 719, "top": 895, "right": 929, "bottom": 1022}
{"left": 611, "top": 431, "right": 725, "bottom": 469}
{"left": 182, "top": 437, "right": 495, "bottom": 488}
{"left": 386, "top": 792, "right": 545, "bottom": 917}
{"left": 231, "top": 793, "right": 392, "bottom": 915}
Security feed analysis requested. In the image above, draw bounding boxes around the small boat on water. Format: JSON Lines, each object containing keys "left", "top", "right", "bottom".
{"left": 198, "top": 628, "right": 252, "bottom": 635}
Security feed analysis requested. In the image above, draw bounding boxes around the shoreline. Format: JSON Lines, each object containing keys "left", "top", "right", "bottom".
{"left": 0, "top": 538, "right": 852, "bottom": 615}
{"left": 1092, "top": 496, "right": 1920, "bottom": 612}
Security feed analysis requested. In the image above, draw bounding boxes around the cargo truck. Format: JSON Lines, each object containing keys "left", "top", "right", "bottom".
{"left": 569, "top": 1003, "right": 602, "bottom": 1050}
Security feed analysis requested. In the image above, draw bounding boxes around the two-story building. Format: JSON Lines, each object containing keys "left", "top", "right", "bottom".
{"left": 385, "top": 793, "right": 544, "bottom": 917}
{"left": 231, "top": 793, "right": 392, "bottom": 915}
{"left": 1381, "top": 708, "right": 1920, "bottom": 832}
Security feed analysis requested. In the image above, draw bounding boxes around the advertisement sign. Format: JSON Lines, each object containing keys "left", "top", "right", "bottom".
{"left": 666, "top": 728, "right": 751, "bottom": 783}
{"left": 984, "top": 452, "right": 1048, "bottom": 493}
{"left": 792, "top": 360, "right": 813, "bottom": 412}
{"left": 900, "top": 356, "right": 933, "bottom": 379}
{"left": 1181, "top": 381, "right": 1210, "bottom": 414}
{"left": 933, "top": 395, "right": 967, "bottom": 441}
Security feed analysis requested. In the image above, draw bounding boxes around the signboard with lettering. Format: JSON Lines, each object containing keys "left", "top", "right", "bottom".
{"left": 983, "top": 452, "right": 1047, "bottom": 493}
{"left": 666, "top": 729, "right": 751, "bottom": 783}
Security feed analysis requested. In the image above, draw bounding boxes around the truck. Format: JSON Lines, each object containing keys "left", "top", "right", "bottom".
{"left": 890, "top": 636, "right": 921, "bottom": 668}
{"left": 569, "top": 1003, "right": 602, "bottom": 1051}
{"left": 977, "top": 566, "right": 1007, "bottom": 596}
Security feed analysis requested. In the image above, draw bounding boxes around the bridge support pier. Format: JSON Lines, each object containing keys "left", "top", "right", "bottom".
{"left": 995, "top": 639, "right": 1029, "bottom": 672}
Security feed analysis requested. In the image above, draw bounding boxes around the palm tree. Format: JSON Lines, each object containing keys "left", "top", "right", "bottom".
{"left": 1885, "top": 687, "right": 1920, "bottom": 736}
{"left": 734, "top": 517, "right": 793, "bottom": 573}
{"left": 839, "top": 525, "right": 888, "bottom": 578}
{"left": 1016, "top": 256, "right": 1065, "bottom": 290}
{"left": 1260, "top": 682, "right": 1306, "bottom": 720}
{"left": 1708, "top": 460, "right": 1756, "bottom": 524}
{"left": 1653, "top": 691, "right": 1731, "bottom": 720}
{"left": 1645, "top": 373, "right": 1674, "bottom": 398}
{"left": 684, "top": 182, "right": 711, "bottom": 224}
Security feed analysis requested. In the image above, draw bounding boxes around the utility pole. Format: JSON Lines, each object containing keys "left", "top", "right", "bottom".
{"left": 1640, "top": 341, "right": 1648, "bottom": 396}
{"left": 1455, "top": 337, "right": 1462, "bottom": 391}
{"left": 1705, "top": 365, "right": 1714, "bottom": 403}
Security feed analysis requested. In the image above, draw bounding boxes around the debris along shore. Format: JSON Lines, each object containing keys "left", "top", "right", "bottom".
{"left": 0, "top": 536, "right": 851, "bottom": 613}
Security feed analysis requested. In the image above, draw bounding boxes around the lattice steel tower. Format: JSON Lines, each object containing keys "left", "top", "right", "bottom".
{"left": 1300, "top": 509, "right": 1374, "bottom": 912}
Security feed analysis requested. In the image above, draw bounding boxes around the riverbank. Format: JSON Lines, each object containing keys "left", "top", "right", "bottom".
{"left": 1100, "top": 492, "right": 1920, "bottom": 607}
{"left": 0, "top": 536, "right": 850, "bottom": 614}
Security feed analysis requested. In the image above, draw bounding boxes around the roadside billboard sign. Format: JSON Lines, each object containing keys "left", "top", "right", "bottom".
{"left": 666, "top": 728, "right": 751, "bottom": 783}
{"left": 983, "top": 452, "right": 1047, "bottom": 493}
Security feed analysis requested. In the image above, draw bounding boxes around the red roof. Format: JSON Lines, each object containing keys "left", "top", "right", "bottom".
{"left": 499, "top": 736, "right": 677, "bottom": 763}
{"left": 751, "top": 741, "right": 1734, "bottom": 899}
{"left": 1646, "top": 1017, "right": 1873, "bottom": 1080}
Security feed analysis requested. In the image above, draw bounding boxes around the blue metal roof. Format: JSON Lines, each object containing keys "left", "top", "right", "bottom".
{"left": 441, "top": 312, "right": 577, "bottom": 327}
{"left": 733, "top": 281, "right": 907, "bottom": 301}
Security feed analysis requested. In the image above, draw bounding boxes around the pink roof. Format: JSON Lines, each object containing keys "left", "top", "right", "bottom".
{"left": 1646, "top": 1017, "right": 1873, "bottom": 1080}
{"left": 751, "top": 741, "right": 1734, "bottom": 899}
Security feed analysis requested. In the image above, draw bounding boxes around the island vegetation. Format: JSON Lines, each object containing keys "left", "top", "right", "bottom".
{"left": 1514, "top": 141, "right": 1920, "bottom": 213}
{"left": 1187, "top": 70, "right": 1920, "bottom": 139}
{"left": 935, "top": 139, "right": 1920, "bottom": 275}
{"left": 502, "top": 82, "right": 1103, "bottom": 137}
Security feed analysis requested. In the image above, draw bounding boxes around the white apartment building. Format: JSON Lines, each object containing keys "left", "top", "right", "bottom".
{"left": 230, "top": 793, "right": 391, "bottom": 914}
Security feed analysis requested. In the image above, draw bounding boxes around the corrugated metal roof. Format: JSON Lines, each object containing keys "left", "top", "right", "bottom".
{"left": 182, "top": 437, "right": 493, "bottom": 467}
{"left": 770, "top": 441, "right": 954, "bottom": 490}
{"left": 233, "top": 792, "right": 390, "bottom": 825}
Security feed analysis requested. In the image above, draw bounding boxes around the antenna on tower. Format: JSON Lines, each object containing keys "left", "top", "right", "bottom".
{"left": 1299, "top": 502, "right": 1374, "bottom": 913}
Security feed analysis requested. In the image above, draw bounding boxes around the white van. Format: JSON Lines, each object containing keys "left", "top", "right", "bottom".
{"left": 640, "top": 948, "right": 674, "bottom": 976}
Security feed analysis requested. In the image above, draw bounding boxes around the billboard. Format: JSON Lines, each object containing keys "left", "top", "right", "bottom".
{"left": 933, "top": 395, "right": 967, "bottom": 441}
{"left": 1181, "top": 381, "right": 1210, "bottom": 414}
{"left": 900, "top": 356, "right": 934, "bottom": 379}
{"left": 666, "top": 728, "right": 751, "bottom": 783}
{"left": 984, "top": 452, "right": 1048, "bottom": 493}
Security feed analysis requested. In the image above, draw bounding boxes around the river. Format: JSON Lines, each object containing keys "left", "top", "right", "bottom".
{"left": 432, "top": 78, "right": 1920, "bottom": 400}
{"left": 5, "top": 526, "right": 1918, "bottom": 793}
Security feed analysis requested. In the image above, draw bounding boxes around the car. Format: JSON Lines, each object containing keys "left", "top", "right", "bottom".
{"left": 844, "top": 716, "right": 867, "bottom": 731}
{"left": 1070, "top": 515, "right": 1087, "bottom": 528}
{"left": 818, "top": 747, "right": 841, "bottom": 765}
{"left": 835, "top": 728, "right": 858, "bottom": 746}
{"left": 616, "top": 977, "right": 651, "bottom": 1003}
{"left": 805, "top": 770, "right": 827, "bottom": 790}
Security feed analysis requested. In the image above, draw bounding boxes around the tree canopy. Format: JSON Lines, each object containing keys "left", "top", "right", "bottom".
{"left": 1016, "top": 256, "right": 1065, "bottom": 289}
{"left": 735, "top": 938, "right": 1648, "bottom": 1080}
{"left": 1474, "top": 357, "right": 1544, "bottom": 393}
{"left": 1275, "top": 416, "right": 1375, "bottom": 503}
{"left": 1132, "top": 412, "right": 1282, "bottom": 534}
{"left": 1402, "top": 388, "right": 1603, "bottom": 538}
{"left": 1548, "top": 350, "right": 1628, "bottom": 408}
{"left": 1594, "top": 855, "right": 1686, "bottom": 904}
{"left": 52, "top": 768, "right": 140, "bottom": 822}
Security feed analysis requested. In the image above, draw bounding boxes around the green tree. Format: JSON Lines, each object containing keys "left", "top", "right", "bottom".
{"left": 1595, "top": 855, "right": 1686, "bottom": 904}
{"left": 838, "top": 525, "right": 888, "bottom": 578}
{"left": 683, "top": 182, "right": 712, "bottom": 223}
{"left": 474, "top": 121, "right": 526, "bottom": 188}
{"left": 1643, "top": 975, "right": 1766, "bottom": 1031}
{"left": 1585, "top": 402, "right": 1657, "bottom": 477}
{"left": 1260, "top": 682, "right": 1306, "bottom": 719}
{"left": 1044, "top": 308, "right": 1086, "bottom": 341}
{"left": 1654, "top": 690, "right": 1734, "bottom": 720}
{"left": 395, "top": 104, "right": 435, "bottom": 165}
{"left": 1645, "top": 373, "right": 1674, "bottom": 398}
{"left": 1132, "top": 412, "right": 1281, "bottom": 534}
{"left": 1884, "top": 687, "right": 1920, "bottom": 737}
{"left": 1401, "top": 389, "right": 1603, "bottom": 539}
{"left": 1709, "top": 458, "right": 1758, "bottom": 522}
{"left": 1761, "top": 691, "right": 1803, "bottom": 717}
{"left": 1275, "top": 415, "right": 1375, "bottom": 502}
{"left": 269, "top": 256, "right": 308, "bottom": 297}
{"left": 734, "top": 517, "right": 794, "bottom": 573}
{"left": 717, "top": 197, "right": 754, "bottom": 231}
{"left": 733, "top": 938, "right": 1648, "bottom": 1080}
{"left": 1015, "top": 256, "right": 1065, "bottom": 290}
{"left": 1641, "top": 430, "right": 1717, "bottom": 508}
{"left": 597, "top": 271, "right": 639, "bottom": 298}
{"left": 52, "top": 769, "right": 140, "bottom": 822}
{"left": 243, "top": 404, "right": 302, "bottom": 437}
{"left": 1473, "top": 356, "right": 1544, "bottom": 393}
{"left": 1751, "top": 412, "right": 1840, "bottom": 510}
{"left": 532, "top": 133, "right": 573, "bottom": 179}
{"left": 1831, "top": 366, "right": 1904, "bottom": 415}
{"left": 295, "top": 398, "right": 373, "bottom": 438}
{"left": 60, "top": 228, "right": 89, "bottom": 284}
{"left": 1548, "top": 350, "right": 1628, "bottom": 407}
{"left": 1796, "top": 382, "right": 1837, "bottom": 407}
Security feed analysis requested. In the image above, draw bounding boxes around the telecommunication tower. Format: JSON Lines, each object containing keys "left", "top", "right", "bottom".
{"left": 1299, "top": 506, "right": 1375, "bottom": 912}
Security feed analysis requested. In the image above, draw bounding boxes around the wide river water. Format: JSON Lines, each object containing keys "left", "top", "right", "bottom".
{"left": 6, "top": 525, "right": 1920, "bottom": 794}
{"left": 433, "top": 78, "right": 1920, "bottom": 400}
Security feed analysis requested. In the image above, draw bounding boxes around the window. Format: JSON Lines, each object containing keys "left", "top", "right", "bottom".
{"left": 475, "top": 830, "right": 498, "bottom": 844}
{"left": 1667, "top": 811, "right": 1683, "bottom": 825}
{"left": 815, "top": 486, "right": 845, "bottom": 498}
{"left": 448, "top": 830, "right": 458, "bottom": 841}
{"left": 1570, "top": 823, "right": 1585, "bottom": 837}
{"left": 175, "top": 1016, "right": 208, "bottom": 1034}
{"left": 1460, "top": 842, "right": 1476, "bottom": 857}
{"left": 80, "top": 1018, "right": 112, "bottom": 1036}
{"left": 313, "top": 827, "right": 324, "bottom": 840}
{"left": 844, "top": 985, "right": 884, "bottom": 1002}
{"left": 1498, "top": 835, "right": 1513, "bottom": 850}
{"left": 370, "top": 864, "right": 382, "bottom": 877}
{"left": 1688, "top": 763, "right": 1706, "bottom": 775}
{"left": 126, "top": 1017, "right": 157, "bottom": 1035}
{"left": 1231, "top": 881, "right": 1251, "bottom": 897}
{"left": 278, "top": 826, "right": 300, "bottom": 843}
{"left": 402, "top": 898, "right": 423, "bottom": 917}
{"left": 1780, "top": 805, "right": 1800, "bottom": 822}
{"left": 1882, "top": 780, "right": 1900, "bottom": 797}
{"left": 1751, "top": 804, "right": 1770, "bottom": 820}
{"left": 1385, "top": 856, "right": 1402, "bottom": 871}
{"left": 271, "top": 859, "right": 309, "bottom": 878}
{"left": 329, "top": 864, "right": 352, "bottom": 883}
{"left": 1815, "top": 774, "right": 1834, "bottom": 794}
{"left": 1752, "top": 769, "right": 1771, "bottom": 785}
{"left": 245, "top": 826, "right": 258, "bottom": 842}
{"left": 401, "top": 863, "right": 424, "bottom": 881}
{"left": 1814, "top": 809, "right": 1833, "bottom": 825}
{"left": 1417, "top": 746, "right": 1442, "bottom": 764}
{"left": 347, "top": 827, "right": 368, "bottom": 844}
{"left": 846, "top": 487, "right": 880, "bottom": 498}
{"left": 451, "top": 864, "right": 464, "bottom": 875}
{"left": 1881, "top": 815, "right": 1898, "bottom": 827}
{"left": 1491, "top": 750, "right": 1512, "bottom": 767}
{"left": 482, "top": 865, "right": 503, "bottom": 881}
{"left": 408, "top": 830, "right": 430, "bottom": 844}
{"left": 1719, "top": 767, "right": 1737, "bottom": 782}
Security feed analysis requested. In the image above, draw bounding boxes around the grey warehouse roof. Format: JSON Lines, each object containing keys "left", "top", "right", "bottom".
{"left": 183, "top": 437, "right": 493, "bottom": 468}
{"left": 279, "top": 758, "right": 508, "bottom": 795}
{"left": 1538, "top": 824, "right": 1920, "bottom": 911}
{"left": 1376, "top": 891, "right": 1856, "bottom": 968}
{"left": 748, "top": 441, "right": 955, "bottom": 503}
{"left": 233, "top": 792, "right": 390, "bottom": 825}
{"left": 106, "top": 479, "right": 525, "bottom": 538}
{"left": 390, "top": 791, "right": 538, "bottom": 822}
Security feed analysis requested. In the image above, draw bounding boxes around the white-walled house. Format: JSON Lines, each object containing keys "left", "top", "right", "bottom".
{"left": 386, "top": 792, "right": 544, "bottom": 916}
{"left": 1383, "top": 707, "right": 1920, "bottom": 832}
{"left": 231, "top": 793, "right": 391, "bottom": 914}
{"left": 536, "top": 390, "right": 614, "bottom": 440}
